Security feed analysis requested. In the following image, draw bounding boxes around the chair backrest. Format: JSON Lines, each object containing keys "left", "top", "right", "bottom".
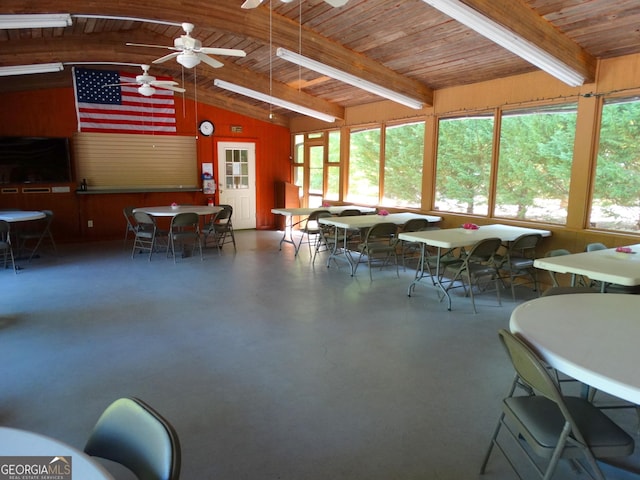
{"left": 586, "top": 242, "right": 607, "bottom": 252}
{"left": 364, "top": 222, "right": 398, "bottom": 243}
{"left": 510, "top": 233, "right": 542, "bottom": 253}
{"left": 307, "top": 209, "right": 331, "bottom": 222}
{"left": 219, "top": 204, "right": 233, "bottom": 222}
{"left": 134, "top": 211, "right": 155, "bottom": 228}
{"left": 498, "top": 329, "right": 563, "bottom": 405}
{"left": 124, "top": 206, "right": 135, "bottom": 225}
{"left": 170, "top": 212, "right": 199, "bottom": 230}
{"left": 546, "top": 248, "right": 571, "bottom": 257}
{"left": 402, "top": 218, "right": 431, "bottom": 233}
{"left": 467, "top": 237, "right": 502, "bottom": 262}
{"left": 84, "top": 397, "right": 181, "bottom": 480}
{"left": 339, "top": 209, "right": 361, "bottom": 217}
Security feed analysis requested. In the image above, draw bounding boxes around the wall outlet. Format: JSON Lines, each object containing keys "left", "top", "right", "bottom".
{"left": 88, "top": 220, "right": 93, "bottom": 228}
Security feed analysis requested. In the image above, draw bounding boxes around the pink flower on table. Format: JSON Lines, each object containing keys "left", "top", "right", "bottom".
{"left": 322, "top": 202, "right": 330, "bottom": 207}
{"left": 462, "top": 223, "right": 479, "bottom": 230}
{"left": 616, "top": 246, "right": 633, "bottom": 253}
{"left": 378, "top": 209, "right": 389, "bottom": 216}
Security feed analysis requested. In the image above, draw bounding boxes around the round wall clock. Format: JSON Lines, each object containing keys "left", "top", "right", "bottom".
{"left": 199, "top": 120, "right": 215, "bottom": 136}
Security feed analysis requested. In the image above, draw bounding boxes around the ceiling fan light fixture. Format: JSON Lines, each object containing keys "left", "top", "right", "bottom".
{"left": 138, "top": 84, "right": 156, "bottom": 97}
{"left": 0, "top": 13, "right": 72, "bottom": 29}
{"left": 422, "top": 0, "right": 585, "bottom": 87}
{"left": 276, "top": 48, "right": 423, "bottom": 109}
{"left": 214, "top": 79, "right": 335, "bottom": 123}
{"left": 176, "top": 52, "right": 200, "bottom": 69}
{"left": 0, "top": 62, "right": 64, "bottom": 77}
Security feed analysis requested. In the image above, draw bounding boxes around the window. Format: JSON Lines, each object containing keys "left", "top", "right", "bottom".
{"left": 590, "top": 96, "right": 640, "bottom": 232}
{"left": 435, "top": 115, "right": 494, "bottom": 215}
{"left": 293, "top": 134, "right": 305, "bottom": 195}
{"left": 347, "top": 126, "right": 380, "bottom": 205}
{"left": 382, "top": 121, "right": 424, "bottom": 208}
{"left": 495, "top": 104, "right": 577, "bottom": 224}
{"left": 325, "top": 130, "right": 341, "bottom": 201}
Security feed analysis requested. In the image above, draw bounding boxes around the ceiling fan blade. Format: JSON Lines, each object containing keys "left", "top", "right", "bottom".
{"left": 324, "top": 0, "right": 349, "bottom": 6}
{"left": 152, "top": 52, "right": 180, "bottom": 64}
{"left": 151, "top": 80, "right": 180, "bottom": 86}
{"left": 199, "top": 47, "right": 246, "bottom": 57}
{"left": 197, "top": 53, "right": 224, "bottom": 69}
{"left": 126, "top": 42, "right": 177, "bottom": 51}
{"left": 103, "top": 82, "right": 137, "bottom": 87}
{"left": 158, "top": 85, "right": 186, "bottom": 94}
{"left": 241, "top": 0, "right": 264, "bottom": 8}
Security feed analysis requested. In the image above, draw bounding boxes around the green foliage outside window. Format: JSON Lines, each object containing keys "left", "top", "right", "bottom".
{"left": 348, "top": 127, "right": 380, "bottom": 204}
{"left": 591, "top": 97, "right": 640, "bottom": 232}
{"left": 436, "top": 116, "right": 494, "bottom": 214}
{"left": 496, "top": 105, "right": 576, "bottom": 223}
{"left": 383, "top": 122, "right": 424, "bottom": 207}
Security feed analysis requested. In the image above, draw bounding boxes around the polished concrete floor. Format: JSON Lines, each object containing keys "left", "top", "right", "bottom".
{"left": 2, "top": 230, "right": 639, "bottom": 479}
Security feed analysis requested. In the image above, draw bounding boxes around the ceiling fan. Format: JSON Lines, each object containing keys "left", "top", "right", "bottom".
{"left": 103, "top": 64, "right": 186, "bottom": 97}
{"left": 242, "top": 0, "right": 348, "bottom": 8}
{"left": 126, "top": 23, "right": 247, "bottom": 69}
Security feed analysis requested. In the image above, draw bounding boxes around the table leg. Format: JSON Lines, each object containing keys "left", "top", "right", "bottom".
{"left": 326, "top": 226, "right": 357, "bottom": 275}
{"left": 278, "top": 215, "right": 300, "bottom": 254}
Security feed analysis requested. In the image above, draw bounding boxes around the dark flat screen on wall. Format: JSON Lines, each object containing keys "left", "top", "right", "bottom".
{"left": 0, "top": 137, "right": 72, "bottom": 184}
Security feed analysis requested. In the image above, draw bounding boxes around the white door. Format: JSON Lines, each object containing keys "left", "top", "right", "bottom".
{"left": 217, "top": 141, "right": 256, "bottom": 230}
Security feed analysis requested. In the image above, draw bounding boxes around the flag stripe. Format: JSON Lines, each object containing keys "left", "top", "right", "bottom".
{"left": 73, "top": 67, "right": 177, "bottom": 134}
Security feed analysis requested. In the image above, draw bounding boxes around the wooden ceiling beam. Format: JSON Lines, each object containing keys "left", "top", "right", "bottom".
{"left": 456, "top": 0, "right": 596, "bottom": 83}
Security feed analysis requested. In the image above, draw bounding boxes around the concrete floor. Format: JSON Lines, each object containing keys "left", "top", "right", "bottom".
{"left": 2, "top": 229, "right": 638, "bottom": 479}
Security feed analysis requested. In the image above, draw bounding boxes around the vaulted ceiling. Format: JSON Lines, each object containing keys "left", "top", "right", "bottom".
{"left": 1, "top": 1, "right": 640, "bottom": 127}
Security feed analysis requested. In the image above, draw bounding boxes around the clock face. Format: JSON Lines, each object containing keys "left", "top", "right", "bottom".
{"left": 199, "top": 120, "right": 214, "bottom": 136}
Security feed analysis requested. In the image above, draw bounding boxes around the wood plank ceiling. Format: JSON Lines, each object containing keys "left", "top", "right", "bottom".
{"left": 0, "top": 0, "right": 639, "bottom": 127}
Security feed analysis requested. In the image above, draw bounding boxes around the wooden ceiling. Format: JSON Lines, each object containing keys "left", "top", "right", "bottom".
{"left": 1, "top": 0, "right": 639, "bottom": 126}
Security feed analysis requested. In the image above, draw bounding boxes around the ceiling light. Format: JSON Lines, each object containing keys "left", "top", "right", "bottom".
{"left": 0, "top": 63, "right": 64, "bottom": 77}
{"left": 214, "top": 79, "right": 336, "bottom": 123}
{"left": 138, "top": 84, "right": 156, "bottom": 97}
{"left": 0, "top": 14, "right": 72, "bottom": 29}
{"left": 276, "top": 48, "right": 423, "bottom": 110}
{"left": 422, "top": 0, "right": 585, "bottom": 87}
{"left": 177, "top": 52, "right": 200, "bottom": 69}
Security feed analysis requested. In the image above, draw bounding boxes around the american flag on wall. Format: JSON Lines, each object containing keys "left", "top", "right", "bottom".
{"left": 73, "top": 67, "right": 177, "bottom": 134}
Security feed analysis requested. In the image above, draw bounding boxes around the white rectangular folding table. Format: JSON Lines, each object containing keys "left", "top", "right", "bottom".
{"left": 533, "top": 244, "right": 640, "bottom": 291}
{"left": 271, "top": 206, "right": 376, "bottom": 253}
{"left": 318, "top": 212, "right": 442, "bottom": 275}
{"left": 398, "top": 224, "right": 551, "bottom": 310}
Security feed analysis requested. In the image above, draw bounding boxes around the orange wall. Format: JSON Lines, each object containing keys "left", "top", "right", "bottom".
{"left": 0, "top": 87, "right": 291, "bottom": 241}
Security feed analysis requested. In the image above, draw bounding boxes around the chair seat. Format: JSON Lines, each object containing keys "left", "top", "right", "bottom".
{"left": 504, "top": 395, "right": 634, "bottom": 458}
